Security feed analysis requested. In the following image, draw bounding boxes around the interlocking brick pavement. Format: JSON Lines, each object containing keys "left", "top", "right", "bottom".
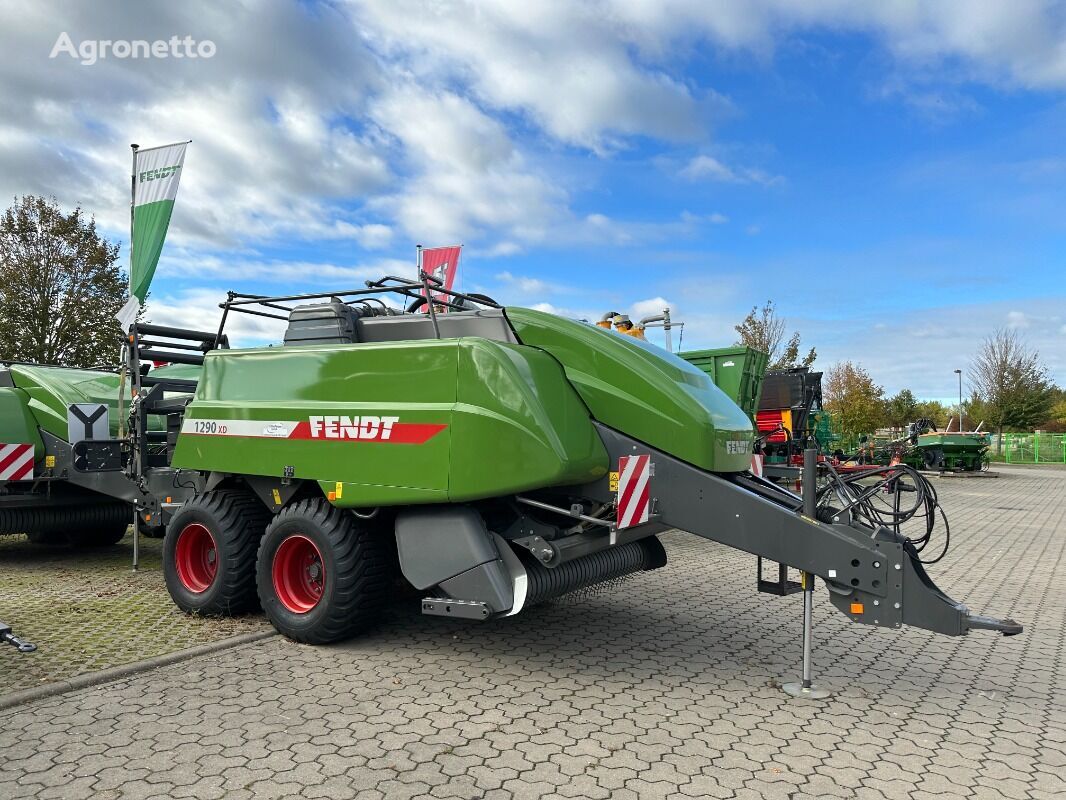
{"left": 0, "top": 533, "right": 271, "bottom": 693}
{"left": 0, "top": 466, "right": 1063, "bottom": 799}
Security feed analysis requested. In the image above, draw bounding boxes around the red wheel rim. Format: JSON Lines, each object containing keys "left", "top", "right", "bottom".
{"left": 272, "top": 534, "right": 326, "bottom": 614}
{"left": 174, "top": 523, "right": 218, "bottom": 593}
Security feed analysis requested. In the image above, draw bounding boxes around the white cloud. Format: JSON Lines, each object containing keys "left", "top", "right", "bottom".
{"left": 367, "top": 86, "right": 567, "bottom": 244}
{"left": 154, "top": 252, "right": 414, "bottom": 285}
{"left": 790, "top": 301, "right": 1066, "bottom": 396}
{"left": 147, "top": 288, "right": 287, "bottom": 347}
{"left": 1006, "top": 310, "right": 1030, "bottom": 328}
{"left": 709, "top": 212, "right": 729, "bottom": 224}
{"left": 631, "top": 297, "right": 674, "bottom": 321}
{"left": 680, "top": 156, "right": 735, "bottom": 182}
{"left": 353, "top": 0, "right": 1066, "bottom": 158}
{"left": 351, "top": 0, "right": 703, "bottom": 153}
{"left": 0, "top": 2, "right": 394, "bottom": 251}
{"left": 495, "top": 272, "right": 562, "bottom": 295}
{"left": 609, "top": 1, "right": 1066, "bottom": 89}
{"left": 680, "top": 155, "right": 783, "bottom": 186}
{"left": 2, "top": 0, "right": 1065, "bottom": 286}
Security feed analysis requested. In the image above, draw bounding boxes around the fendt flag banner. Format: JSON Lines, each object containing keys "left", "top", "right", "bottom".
{"left": 419, "top": 244, "right": 462, "bottom": 308}
{"left": 116, "top": 140, "right": 190, "bottom": 328}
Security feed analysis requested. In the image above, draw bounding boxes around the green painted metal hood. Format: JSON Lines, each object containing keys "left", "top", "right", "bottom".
{"left": 505, "top": 308, "right": 754, "bottom": 472}
{"left": 4, "top": 362, "right": 200, "bottom": 444}
{"left": 6, "top": 365, "right": 124, "bottom": 440}
{"left": 916, "top": 432, "right": 990, "bottom": 452}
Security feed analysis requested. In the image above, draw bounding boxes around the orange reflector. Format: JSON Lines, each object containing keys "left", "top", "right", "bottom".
{"left": 850, "top": 602, "right": 864, "bottom": 615}
{"left": 165, "top": 496, "right": 172, "bottom": 503}
{"left": 327, "top": 491, "right": 336, "bottom": 501}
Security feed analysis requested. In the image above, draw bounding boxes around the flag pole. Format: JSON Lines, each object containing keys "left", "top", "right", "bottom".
{"left": 118, "top": 146, "right": 137, "bottom": 439}
{"left": 130, "top": 143, "right": 139, "bottom": 289}
{"left": 118, "top": 143, "right": 138, "bottom": 441}
{"left": 127, "top": 143, "right": 139, "bottom": 571}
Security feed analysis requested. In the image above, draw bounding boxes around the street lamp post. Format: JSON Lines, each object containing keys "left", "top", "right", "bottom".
{"left": 954, "top": 369, "right": 963, "bottom": 432}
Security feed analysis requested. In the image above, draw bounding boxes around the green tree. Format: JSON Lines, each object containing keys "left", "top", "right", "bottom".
{"left": 0, "top": 196, "right": 125, "bottom": 367}
{"left": 914, "top": 400, "right": 950, "bottom": 429}
{"left": 823, "top": 361, "right": 885, "bottom": 436}
{"left": 961, "top": 392, "right": 991, "bottom": 432}
{"left": 969, "top": 328, "right": 1054, "bottom": 447}
{"left": 885, "top": 388, "right": 919, "bottom": 429}
{"left": 1045, "top": 388, "right": 1066, "bottom": 432}
{"left": 734, "top": 300, "right": 816, "bottom": 370}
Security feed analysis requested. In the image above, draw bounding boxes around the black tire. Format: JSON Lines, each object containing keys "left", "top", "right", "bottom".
{"left": 923, "top": 448, "right": 944, "bottom": 471}
{"left": 257, "top": 498, "right": 392, "bottom": 644}
{"left": 164, "top": 490, "right": 271, "bottom": 616}
{"left": 78, "top": 524, "right": 129, "bottom": 547}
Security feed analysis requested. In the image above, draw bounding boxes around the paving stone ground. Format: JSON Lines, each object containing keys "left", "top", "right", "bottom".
{"left": 0, "top": 466, "right": 1063, "bottom": 799}
{"left": 0, "top": 533, "right": 270, "bottom": 693}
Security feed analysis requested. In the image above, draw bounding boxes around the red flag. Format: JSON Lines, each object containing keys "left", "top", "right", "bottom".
{"left": 419, "top": 245, "right": 461, "bottom": 308}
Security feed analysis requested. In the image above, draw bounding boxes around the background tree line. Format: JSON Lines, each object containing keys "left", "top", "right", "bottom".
{"left": 735, "top": 298, "right": 1063, "bottom": 438}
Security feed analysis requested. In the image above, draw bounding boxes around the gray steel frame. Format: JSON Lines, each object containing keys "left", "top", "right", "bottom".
{"left": 579, "top": 424, "right": 1020, "bottom": 638}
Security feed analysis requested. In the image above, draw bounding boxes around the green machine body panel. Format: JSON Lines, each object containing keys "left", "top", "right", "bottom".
{"left": 0, "top": 385, "right": 45, "bottom": 458}
{"left": 7, "top": 365, "right": 125, "bottom": 440}
{"left": 171, "top": 337, "right": 607, "bottom": 506}
{"left": 677, "top": 346, "right": 769, "bottom": 422}
{"left": 2, "top": 363, "right": 200, "bottom": 447}
{"left": 505, "top": 308, "right": 754, "bottom": 472}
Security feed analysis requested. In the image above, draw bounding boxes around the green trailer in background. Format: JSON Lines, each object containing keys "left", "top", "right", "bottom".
{"left": 677, "top": 346, "right": 769, "bottom": 422}
{"left": 905, "top": 431, "right": 991, "bottom": 472}
{"left": 0, "top": 357, "right": 204, "bottom": 545}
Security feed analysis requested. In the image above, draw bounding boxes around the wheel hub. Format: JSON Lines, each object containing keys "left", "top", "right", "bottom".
{"left": 174, "top": 522, "right": 218, "bottom": 594}
{"left": 272, "top": 534, "right": 326, "bottom": 614}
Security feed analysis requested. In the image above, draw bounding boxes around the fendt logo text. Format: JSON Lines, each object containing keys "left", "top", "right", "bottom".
{"left": 140, "top": 166, "right": 181, "bottom": 183}
{"left": 309, "top": 415, "right": 400, "bottom": 441}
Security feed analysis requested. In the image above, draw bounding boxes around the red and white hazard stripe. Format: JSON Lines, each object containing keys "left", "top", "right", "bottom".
{"left": 0, "top": 443, "right": 34, "bottom": 481}
{"left": 750, "top": 453, "right": 764, "bottom": 478}
{"left": 616, "top": 454, "right": 651, "bottom": 531}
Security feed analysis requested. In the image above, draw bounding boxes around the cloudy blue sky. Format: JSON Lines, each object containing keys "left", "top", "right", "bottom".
{"left": 1, "top": 0, "right": 1064, "bottom": 400}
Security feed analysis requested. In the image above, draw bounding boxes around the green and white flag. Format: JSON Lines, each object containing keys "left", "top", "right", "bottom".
{"left": 116, "top": 140, "right": 190, "bottom": 328}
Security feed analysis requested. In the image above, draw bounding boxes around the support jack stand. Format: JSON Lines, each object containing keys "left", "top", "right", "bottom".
{"left": 782, "top": 573, "right": 830, "bottom": 699}
{"left": 0, "top": 621, "right": 37, "bottom": 653}
{"left": 783, "top": 448, "right": 830, "bottom": 700}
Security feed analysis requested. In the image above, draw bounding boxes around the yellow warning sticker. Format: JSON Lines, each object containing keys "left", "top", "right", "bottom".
{"left": 609, "top": 471, "right": 619, "bottom": 492}
{"left": 335, "top": 481, "right": 343, "bottom": 499}
{"left": 45, "top": 455, "right": 56, "bottom": 468}
{"left": 271, "top": 488, "right": 282, "bottom": 505}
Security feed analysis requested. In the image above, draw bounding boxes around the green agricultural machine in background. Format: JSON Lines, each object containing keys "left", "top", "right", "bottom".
{"left": 676, "top": 346, "right": 769, "bottom": 423}
{"left": 840, "top": 420, "right": 991, "bottom": 473}
{"left": 1, "top": 275, "right": 1021, "bottom": 650}
{"left": 1, "top": 359, "right": 202, "bottom": 545}
{"left": 902, "top": 421, "right": 991, "bottom": 472}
